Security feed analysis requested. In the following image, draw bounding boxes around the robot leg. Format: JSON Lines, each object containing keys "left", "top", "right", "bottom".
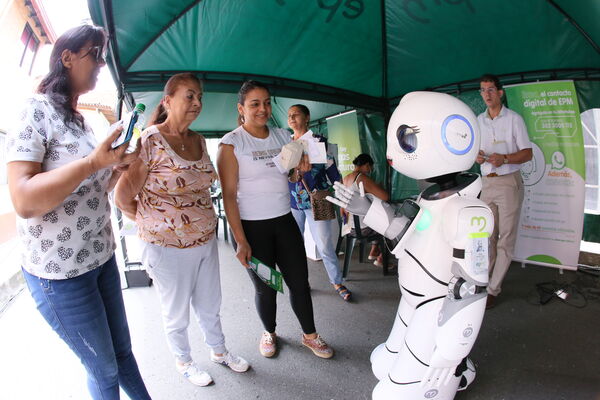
{"left": 373, "top": 297, "right": 460, "bottom": 400}
{"left": 371, "top": 296, "right": 415, "bottom": 380}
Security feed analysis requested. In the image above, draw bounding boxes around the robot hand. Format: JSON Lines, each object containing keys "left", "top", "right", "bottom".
{"left": 421, "top": 354, "right": 456, "bottom": 389}
{"left": 327, "top": 181, "right": 373, "bottom": 216}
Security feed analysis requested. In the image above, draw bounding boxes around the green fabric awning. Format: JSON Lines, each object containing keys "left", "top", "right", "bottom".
{"left": 89, "top": 0, "right": 600, "bottom": 113}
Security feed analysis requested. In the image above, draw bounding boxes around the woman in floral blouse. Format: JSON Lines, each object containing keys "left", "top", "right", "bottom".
{"left": 115, "top": 73, "right": 248, "bottom": 388}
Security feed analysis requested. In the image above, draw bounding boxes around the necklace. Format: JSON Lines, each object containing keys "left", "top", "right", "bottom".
{"left": 174, "top": 134, "right": 187, "bottom": 151}
{"left": 163, "top": 123, "right": 189, "bottom": 152}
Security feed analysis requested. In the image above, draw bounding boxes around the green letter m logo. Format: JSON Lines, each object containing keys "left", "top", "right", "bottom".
{"left": 470, "top": 216, "right": 487, "bottom": 232}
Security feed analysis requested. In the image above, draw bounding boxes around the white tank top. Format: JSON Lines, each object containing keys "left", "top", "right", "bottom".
{"left": 220, "top": 126, "right": 291, "bottom": 220}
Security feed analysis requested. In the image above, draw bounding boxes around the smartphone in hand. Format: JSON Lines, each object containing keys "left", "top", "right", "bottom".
{"left": 111, "top": 115, "right": 138, "bottom": 149}
{"left": 111, "top": 104, "right": 145, "bottom": 149}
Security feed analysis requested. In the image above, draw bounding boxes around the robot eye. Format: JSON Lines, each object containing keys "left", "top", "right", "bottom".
{"left": 396, "top": 125, "right": 419, "bottom": 153}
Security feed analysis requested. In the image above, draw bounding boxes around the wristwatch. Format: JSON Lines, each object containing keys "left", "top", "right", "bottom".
{"left": 503, "top": 154, "right": 508, "bottom": 164}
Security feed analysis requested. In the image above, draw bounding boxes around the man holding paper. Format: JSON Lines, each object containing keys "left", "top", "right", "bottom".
{"left": 287, "top": 104, "right": 351, "bottom": 301}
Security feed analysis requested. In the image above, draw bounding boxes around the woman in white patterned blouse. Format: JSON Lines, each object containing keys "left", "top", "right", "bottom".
{"left": 6, "top": 25, "right": 150, "bottom": 400}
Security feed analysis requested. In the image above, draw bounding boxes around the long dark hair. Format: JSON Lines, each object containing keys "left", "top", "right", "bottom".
{"left": 37, "top": 24, "right": 106, "bottom": 130}
{"left": 237, "top": 80, "right": 271, "bottom": 126}
{"left": 148, "top": 73, "right": 203, "bottom": 125}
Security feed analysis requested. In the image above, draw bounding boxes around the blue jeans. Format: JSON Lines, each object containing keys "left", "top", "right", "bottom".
{"left": 292, "top": 207, "right": 343, "bottom": 285}
{"left": 22, "top": 256, "right": 151, "bottom": 400}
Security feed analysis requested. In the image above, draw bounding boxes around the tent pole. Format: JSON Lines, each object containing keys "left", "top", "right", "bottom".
{"left": 546, "top": 0, "right": 600, "bottom": 54}
{"left": 113, "top": 94, "right": 131, "bottom": 287}
{"left": 380, "top": 0, "right": 393, "bottom": 229}
{"left": 380, "top": 0, "right": 388, "bottom": 102}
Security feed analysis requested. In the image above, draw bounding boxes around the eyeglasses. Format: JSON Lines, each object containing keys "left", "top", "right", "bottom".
{"left": 479, "top": 87, "right": 499, "bottom": 94}
{"left": 83, "top": 46, "right": 107, "bottom": 63}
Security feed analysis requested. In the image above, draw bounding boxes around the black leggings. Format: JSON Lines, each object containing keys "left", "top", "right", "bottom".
{"left": 240, "top": 213, "right": 316, "bottom": 334}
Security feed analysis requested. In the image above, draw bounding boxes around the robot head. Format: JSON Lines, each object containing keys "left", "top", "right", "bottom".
{"left": 386, "top": 92, "right": 480, "bottom": 180}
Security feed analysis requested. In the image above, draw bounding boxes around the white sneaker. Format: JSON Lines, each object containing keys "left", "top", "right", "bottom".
{"left": 259, "top": 331, "right": 277, "bottom": 357}
{"left": 210, "top": 350, "right": 250, "bottom": 373}
{"left": 176, "top": 361, "right": 213, "bottom": 386}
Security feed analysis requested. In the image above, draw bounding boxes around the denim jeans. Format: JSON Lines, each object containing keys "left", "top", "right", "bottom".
{"left": 291, "top": 207, "right": 343, "bottom": 285}
{"left": 22, "top": 256, "right": 151, "bottom": 400}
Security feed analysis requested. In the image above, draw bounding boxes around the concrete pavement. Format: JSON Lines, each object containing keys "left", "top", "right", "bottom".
{"left": 1, "top": 236, "right": 600, "bottom": 399}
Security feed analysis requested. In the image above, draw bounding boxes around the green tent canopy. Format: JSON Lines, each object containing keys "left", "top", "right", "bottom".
{"left": 88, "top": 0, "right": 600, "bottom": 240}
{"left": 89, "top": 0, "right": 600, "bottom": 114}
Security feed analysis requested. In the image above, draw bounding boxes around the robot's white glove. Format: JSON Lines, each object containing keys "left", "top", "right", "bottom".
{"left": 326, "top": 181, "right": 373, "bottom": 216}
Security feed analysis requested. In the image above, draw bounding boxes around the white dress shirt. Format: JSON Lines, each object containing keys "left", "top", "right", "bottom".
{"left": 477, "top": 105, "right": 532, "bottom": 176}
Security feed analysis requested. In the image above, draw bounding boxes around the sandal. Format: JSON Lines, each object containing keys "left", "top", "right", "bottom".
{"left": 335, "top": 285, "right": 351, "bottom": 301}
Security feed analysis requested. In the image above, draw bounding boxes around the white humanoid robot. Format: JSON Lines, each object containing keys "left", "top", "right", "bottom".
{"left": 329, "top": 92, "right": 493, "bottom": 400}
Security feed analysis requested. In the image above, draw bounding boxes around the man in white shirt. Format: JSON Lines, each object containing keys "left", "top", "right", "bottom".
{"left": 475, "top": 74, "right": 533, "bottom": 309}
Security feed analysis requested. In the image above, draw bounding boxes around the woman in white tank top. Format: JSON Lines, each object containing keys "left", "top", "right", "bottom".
{"left": 217, "top": 81, "right": 334, "bottom": 360}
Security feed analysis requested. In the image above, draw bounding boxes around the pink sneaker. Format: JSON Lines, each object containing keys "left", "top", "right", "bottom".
{"left": 302, "top": 334, "right": 333, "bottom": 359}
{"left": 259, "top": 331, "right": 277, "bottom": 358}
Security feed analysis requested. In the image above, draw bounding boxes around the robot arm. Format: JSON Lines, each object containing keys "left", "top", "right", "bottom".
{"left": 422, "top": 200, "right": 493, "bottom": 388}
{"left": 363, "top": 197, "right": 421, "bottom": 241}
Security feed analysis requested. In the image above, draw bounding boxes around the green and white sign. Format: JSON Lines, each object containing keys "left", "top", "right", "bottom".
{"left": 326, "top": 110, "right": 362, "bottom": 177}
{"left": 505, "top": 81, "right": 585, "bottom": 268}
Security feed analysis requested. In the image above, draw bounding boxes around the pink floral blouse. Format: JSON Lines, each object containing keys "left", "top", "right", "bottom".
{"left": 136, "top": 125, "right": 217, "bottom": 248}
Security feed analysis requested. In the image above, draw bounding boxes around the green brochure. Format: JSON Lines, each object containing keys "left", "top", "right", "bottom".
{"left": 248, "top": 257, "right": 284, "bottom": 293}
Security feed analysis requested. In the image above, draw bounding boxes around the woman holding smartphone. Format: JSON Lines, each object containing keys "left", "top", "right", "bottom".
{"left": 7, "top": 25, "right": 151, "bottom": 400}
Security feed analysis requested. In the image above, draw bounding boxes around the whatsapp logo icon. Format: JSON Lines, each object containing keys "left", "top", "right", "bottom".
{"left": 551, "top": 151, "right": 565, "bottom": 170}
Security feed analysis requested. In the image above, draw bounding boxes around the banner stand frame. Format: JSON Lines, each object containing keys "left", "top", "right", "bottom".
{"left": 515, "top": 258, "right": 578, "bottom": 272}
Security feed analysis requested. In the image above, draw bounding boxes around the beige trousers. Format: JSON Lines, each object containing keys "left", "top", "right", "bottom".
{"left": 481, "top": 171, "right": 524, "bottom": 296}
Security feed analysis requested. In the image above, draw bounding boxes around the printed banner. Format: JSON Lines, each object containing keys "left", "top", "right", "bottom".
{"left": 326, "top": 110, "right": 362, "bottom": 177}
{"left": 505, "top": 81, "right": 585, "bottom": 268}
